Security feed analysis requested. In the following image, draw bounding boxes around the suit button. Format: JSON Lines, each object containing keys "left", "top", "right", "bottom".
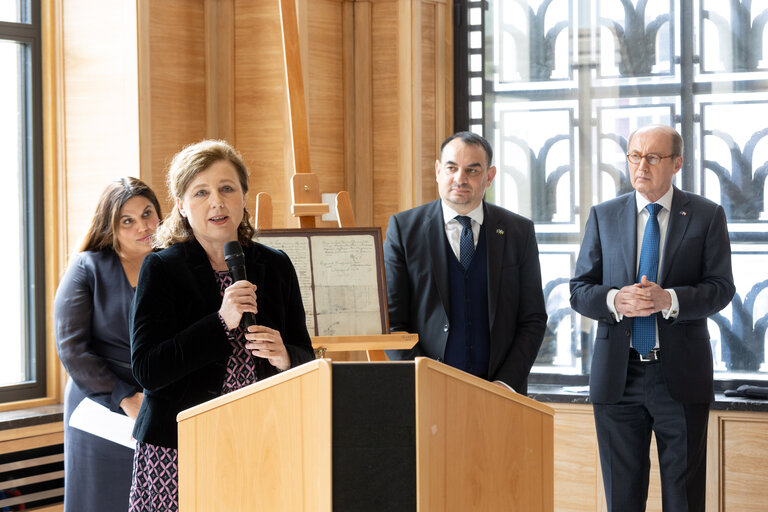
{"left": 443, "top": 324, "right": 449, "bottom": 332}
{"left": 625, "top": 330, "right": 631, "bottom": 337}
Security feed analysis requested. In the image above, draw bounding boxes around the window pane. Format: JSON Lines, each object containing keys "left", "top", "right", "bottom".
{"left": 700, "top": 0, "right": 768, "bottom": 74}
{"left": 472, "top": 0, "right": 768, "bottom": 382}
{"left": 0, "top": 0, "right": 29, "bottom": 24}
{"left": 491, "top": 0, "right": 572, "bottom": 85}
{"left": 0, "top": 40, "right": 29, "bottom": 386}
{"left": 597, "top": 0, "right": 675, "bottom": 78}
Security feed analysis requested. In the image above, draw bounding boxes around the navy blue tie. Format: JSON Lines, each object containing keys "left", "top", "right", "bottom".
{"left": 456, "top": 216, "right": 475, "bottom": 270}
{"left": 632, "top": 203, "right": 662, "bottom": 356}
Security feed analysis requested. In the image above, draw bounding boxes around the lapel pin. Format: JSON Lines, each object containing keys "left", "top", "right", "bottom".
{"left": 680, "top": 210, "right": 687, "bottom": 216}
{"left": 496, "top": 228, "right": 504, "bottom": 235}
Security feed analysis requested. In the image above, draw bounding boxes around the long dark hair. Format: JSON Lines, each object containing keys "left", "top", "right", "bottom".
{"left": 79, "top": 177, "right": 162, "bottom": 254}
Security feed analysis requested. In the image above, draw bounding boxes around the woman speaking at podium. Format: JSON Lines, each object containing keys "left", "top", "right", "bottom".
{"left": 128, "top": 140, "right": 314, "bottom": 511}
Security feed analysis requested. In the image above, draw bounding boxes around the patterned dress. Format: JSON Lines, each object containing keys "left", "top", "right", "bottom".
{"left": 128, "top": 271, "right": 259, "bottom": 511}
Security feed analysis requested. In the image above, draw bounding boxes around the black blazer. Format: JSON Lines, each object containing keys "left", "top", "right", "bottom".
{"left": 130, "top": 238, "right": 314, "bottom": 448}
{"left": 383, "top": 200, "right": 548, "bottom": 393}
{"left": 570, "top": 188, "right": 735, "bottom": 404}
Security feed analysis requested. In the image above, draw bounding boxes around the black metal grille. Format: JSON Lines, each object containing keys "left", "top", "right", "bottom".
{"left": 455, "top": 0, "right": 768, "bottom": 380}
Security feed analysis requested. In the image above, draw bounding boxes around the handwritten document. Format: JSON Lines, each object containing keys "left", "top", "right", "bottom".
{"left": 258, "top": 231, "right": 384, "bottom": 336}
{"left": 260, "top": 236, "right": 315, "bottom": 334}
{"left": 311, "top": 235, "right": 382, "bottom": 335}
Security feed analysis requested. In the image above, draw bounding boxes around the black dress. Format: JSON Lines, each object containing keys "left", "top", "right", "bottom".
{"left": 54, "top": 249, "right": 142, "bottom": 512}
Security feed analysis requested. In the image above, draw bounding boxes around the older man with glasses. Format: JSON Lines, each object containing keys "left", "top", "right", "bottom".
{"left": 570, "top": 124, "right": 735, "bottom": 512}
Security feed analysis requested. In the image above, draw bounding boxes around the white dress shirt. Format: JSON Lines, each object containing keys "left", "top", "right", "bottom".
{"left": 441, "top": 201, "right": 484, "bottom": 262}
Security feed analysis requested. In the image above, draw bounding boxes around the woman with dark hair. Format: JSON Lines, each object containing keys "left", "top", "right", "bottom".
{"left": 128, "top": 140, "right": 314, "bottom": 511}
{"left": 54, "top": 177, "right": 162, "bottom": 512}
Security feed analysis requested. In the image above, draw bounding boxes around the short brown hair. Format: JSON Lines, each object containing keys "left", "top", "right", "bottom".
{"left": 153, "top": 140, "right": 255, "bottom": 249}
{"left": 80, "top": 177, "right": 162, "bottom": 255}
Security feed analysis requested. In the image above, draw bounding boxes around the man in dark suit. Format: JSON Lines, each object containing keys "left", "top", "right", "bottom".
{"left": 570, "top": 125, "right": 735, "bottom": 511}
{"left": 383, "top": 131, "right": 547, "bottom": 393}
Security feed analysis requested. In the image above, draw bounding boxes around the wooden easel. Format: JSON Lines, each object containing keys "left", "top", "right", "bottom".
{"left": 259, "top": 0, "right": 416, "bottom": 362}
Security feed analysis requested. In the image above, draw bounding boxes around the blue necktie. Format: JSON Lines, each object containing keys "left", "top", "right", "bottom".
{"left": 456, "top": 216, "right": 475, "bottom": 270}
{"left": 632, "top": 203, "right": 662, "bottom": 356}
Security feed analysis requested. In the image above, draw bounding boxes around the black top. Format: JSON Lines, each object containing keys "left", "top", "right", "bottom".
{"left": 54, "top": 249, "right": 141, "bottom": 412}
{"left": 130, "top": 238, "right": 315, "bottom": 448}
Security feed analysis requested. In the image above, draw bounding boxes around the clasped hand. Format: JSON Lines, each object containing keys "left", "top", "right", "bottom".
{"left": 219, "top": 280, "right": 291, "bottom": 371}
{"left": 614, "top": 275, "right": 672, "bottom": 318}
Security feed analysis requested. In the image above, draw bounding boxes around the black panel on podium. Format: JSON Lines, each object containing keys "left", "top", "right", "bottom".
{"left": 332, "top": 363, "right": 416, "bottom": 511}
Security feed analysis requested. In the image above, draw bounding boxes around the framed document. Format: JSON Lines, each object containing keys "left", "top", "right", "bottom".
{"left": 256, "top": 228, "right": 388, "bottom": 337}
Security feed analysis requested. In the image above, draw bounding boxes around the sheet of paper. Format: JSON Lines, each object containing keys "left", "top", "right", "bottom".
{"left": 69, "top": 397, "right": 136, "bottom": 449}
{"left": 310, "top": 235, "right": 383, "bottom": 335}
{"left": 259, "top": 236, "right": 316, "bottom": 334}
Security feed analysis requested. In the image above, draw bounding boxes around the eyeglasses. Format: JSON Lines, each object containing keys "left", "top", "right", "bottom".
{"left": 627, "top": 153, "right": 674, "bottom": 166}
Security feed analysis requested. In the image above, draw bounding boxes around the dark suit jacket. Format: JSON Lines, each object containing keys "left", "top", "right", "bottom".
{"left": 570, "top": 187, "right": 735, "bottom": 404}
{"left": 130, "top": 238, "right": 314, "bottom": 448}
{"left": 383, "top": 199, "right": 548, "bottom": 393}
{"left": 54, "top": 249, "right": 141, "bottom": 412}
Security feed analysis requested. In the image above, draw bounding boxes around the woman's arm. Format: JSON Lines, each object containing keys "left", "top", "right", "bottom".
{"left": 130, "top": 252, "right": 231, "bottom": 391}
{"left": 54, "top": 254, "right": 139, "bottom": 412}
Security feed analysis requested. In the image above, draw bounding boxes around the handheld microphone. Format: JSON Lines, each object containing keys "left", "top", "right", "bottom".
{"left": 223, "top": 240, "right": 257, "bottom": 329}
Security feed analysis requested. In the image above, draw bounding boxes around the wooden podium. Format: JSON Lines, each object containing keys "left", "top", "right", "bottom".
{"left": 177, "top": 358, "right": 554, "bottom": 511}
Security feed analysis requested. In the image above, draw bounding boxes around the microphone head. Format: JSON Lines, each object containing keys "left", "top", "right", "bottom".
{"left": 224, "top": 240, "right": 245, "bottom": 269}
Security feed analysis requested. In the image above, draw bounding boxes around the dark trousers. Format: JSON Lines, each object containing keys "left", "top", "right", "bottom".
{"left": 593, "top": 359, "right": 710, "bottom": 512}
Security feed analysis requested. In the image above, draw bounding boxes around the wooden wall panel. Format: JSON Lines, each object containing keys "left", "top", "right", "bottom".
{"left": 305, "top": 0, "right": 346, "bottom": 226}
{"left": 371, "top": 0, "right": 401, "bottom": 231}
{"left": 347, "top": 0, "right": 374, "bottom": 228}
{"left": 57, "top": 0, "right": 449, "bottom": 254}
{"left": 419, "top": 1, "right": 438, "bottom": 206}
{"left": 551, "top": 404, "right": 768, "bottom": 512}
{"left": 140, "top": 0, "right": 207, "bottom": 213}
{"left": 718, "top": 415, "right": 768, "bottom": 511}
{"left": 44, "top": 0, "right": 66, "bottom": 406}
{"left": 61, "top": 0, "right": 140, "bottom": 255}
{"left": 234, "top": 0, "right": 292, "bottom": 228}
{"left": 204, "top": 0, "right": 235, "bottom": 143}
{"left": 368, "top": 0, "right": 450, "bottom": 235}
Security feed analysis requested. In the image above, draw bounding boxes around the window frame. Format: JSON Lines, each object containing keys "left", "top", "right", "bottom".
{"left": 0, "top": 0, "right": 47, "bottom": 404}
{"left": 454, "top": 0, "right": 768, "bottom": 388}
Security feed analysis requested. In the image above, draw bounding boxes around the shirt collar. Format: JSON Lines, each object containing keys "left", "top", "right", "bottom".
{"left": 635, "top": 186, "right": 674, "bottom": 214}
{"left": 442, "top": 201, "right": 485, "bottom": 226}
